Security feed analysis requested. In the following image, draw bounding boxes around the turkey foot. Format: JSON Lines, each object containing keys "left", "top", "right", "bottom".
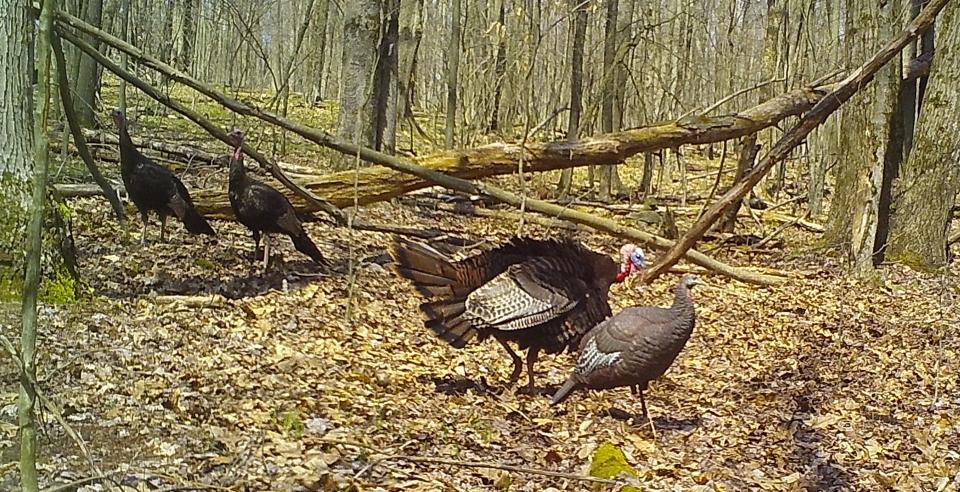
{"left": 606, "top": 407, "right": 658, "bottom": 437}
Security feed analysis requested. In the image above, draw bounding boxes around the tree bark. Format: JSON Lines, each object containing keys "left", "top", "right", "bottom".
{"left": 716, "top": 134, "right": 759, "bottom": 233}
{"left": 557, "top": 0, "right": 588, "bottom": 199}
{"left": 886, "top": 0, "right": 960, "bottom": 269}
{"left": 598, "top": 0, "right": 619, "bottom": 202}
{"left": 488, "top": 1, "right": 506, "bottom": 132}
{"left": 378, "top": 0, "right": 400, "bottom": 154}
{"left": 310, "top": 0, "right": 329, "bottom": 103}
{"left": 335, "top": 0, "right": 379, "bottom": 169}
{"left": 825, "top": 0, "right": 900, "bottom": 274}
{"left": 444, "top": 0, "right": 461, "bottom": 149}
{"left": 73, "top": 0, "right": 102, "bottom": 127}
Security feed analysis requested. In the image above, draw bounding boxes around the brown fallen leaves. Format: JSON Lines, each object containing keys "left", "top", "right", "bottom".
{"left": 0, "top": 169, "right": 958, "bottom": 491}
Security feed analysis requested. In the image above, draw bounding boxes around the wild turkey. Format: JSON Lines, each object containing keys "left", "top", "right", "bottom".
{"left": 110, "top": 109, "right": 215, "bottom": 244}
{"left": 227, "top": 129, "right": 328, "bottom": 269}
{"left": 390, "top": 236, "right": 646, "bottom": 393}
{"left": 551, "top": 274, "right": 702, "bottom": 429}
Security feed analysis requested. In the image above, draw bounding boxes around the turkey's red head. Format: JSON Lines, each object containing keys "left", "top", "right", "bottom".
{"left": 615, "top": 243, "right": 646, "bottom": 282}
{"left": 228, "top": 129, "right": 244, "bottom": 161}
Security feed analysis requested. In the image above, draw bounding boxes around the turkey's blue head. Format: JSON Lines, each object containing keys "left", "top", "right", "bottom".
{"left": 616, "top": 243, "right": 646, "bottom": 282}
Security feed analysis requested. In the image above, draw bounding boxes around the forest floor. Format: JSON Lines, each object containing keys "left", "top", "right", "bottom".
{"left": 1, "top": 86, "right": 959, "bottom": 491}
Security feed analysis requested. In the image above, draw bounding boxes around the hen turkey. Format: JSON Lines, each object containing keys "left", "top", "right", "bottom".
{"left": 390, "top": 236, "right": 646, "bottom": 393}
{"left": 110, "top": 108, "right": 215, "bottom": 244}
{"left": 551, "top": 274, "right": 702, "bottom": 427}
{"left": 227, "top": 129, "right": 328, "bottom": 269}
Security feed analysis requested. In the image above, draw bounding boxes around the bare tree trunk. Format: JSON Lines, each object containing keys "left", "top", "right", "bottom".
{"left": 311, "top": 0, "right": 329, "bottom": 103}
{"left": 887, "top": 1, "right": 960, "bottom": 269}
{"left": 444, "top": 0, "right": 461, "bottom": 149}
{"left": 717, "top": 134, "right": 759, "bottom": 233}
{"left": 394, "top": 0, "right": 422, "bottom": 144}
{"left": 176, "top": 0, "right": 197, "bottom": 73}
{"left": 377, "top": 0, "right": 400, "bottom": 153}
{"left": 825, "top": 0, "right": 900, "bottom": 274}
{"left": 557, "top": 0, "right": 588, "bottom": 199}
{"left": 335, "top": 0, "right": 380, "bottom": 169}
{"left": 760, "top": 0, "right": 785, "bottom": 196}
{"left": 73, "top": 0, "right": 103, "bottom": 127}
{"left": 598, "top": 0, "right": 619, "bottom": 202}
{"left": 488, "top": 1, "right": 507, "bottom": 132}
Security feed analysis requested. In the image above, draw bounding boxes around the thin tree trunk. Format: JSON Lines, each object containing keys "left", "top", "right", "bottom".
{"left": 311, "top": 0, "right": 329, "bottom": 103}
{"left": 118, "top": 0, "right": 129, "bottom": 111}
{"left": 558, "top": 0, "right": 588, "bottom": 199}
{"left": 73, "top": 0, "right": 103, "bottom": 127}
{"left": 717, "top": 134, "right": 759, "bottom": 233}
{"left": 378, "top": 0, "right": 400, "bottom": 153}
{"left": 598, "top": 0, "right": 619, "bottom": 202}
{"left": 488, "top": 1, "right": 506, "bottom": 132}
{"left": 335, "top": 0, "right": 380, "bottom": 169}
{"left": 444, "top": 0, "right": 461, "bottom": 149}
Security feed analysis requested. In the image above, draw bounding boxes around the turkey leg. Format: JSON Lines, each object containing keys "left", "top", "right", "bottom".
{"left": 635, "top": 386, "right": 658, "bottom": 438}
{"left": 517, "top": 347, "right": 544, "bottom": 395}
{"left": 262, "top": 234, "right": 271, "bottom": 270}
{"left": 496, "top": 338, "right": 523, "bottom": 384}
{"left": 252, "top": 230, "right": 262, "bottom": 261}
{"left": 159, "top": 215, "right": 167, "bottom": 242}
{"left": 139, "top": 212, "right": 149, "bottom": 245}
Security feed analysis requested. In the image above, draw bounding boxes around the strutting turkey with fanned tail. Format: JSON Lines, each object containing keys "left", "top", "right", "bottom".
{"left": 227, "top": 129, "right": 328, "bottom": 270}
{"left": 110, "top": 109, "right": 215, "bottom": 244}
{"left": 390, "top": 236, "right": 647, "bottom": 393}
{"left": 551, "top": 274, "right": 703, "bottom": 432}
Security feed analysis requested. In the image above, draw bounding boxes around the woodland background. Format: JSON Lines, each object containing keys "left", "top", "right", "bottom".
{"left": 0, "top": 0, "right": 958, "bottom": 490}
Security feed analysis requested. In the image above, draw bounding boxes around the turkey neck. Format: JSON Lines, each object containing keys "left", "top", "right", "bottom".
{"left": 117, "top": 120, "right": 140, "bottom": 172}
{"left": 668, "top": 282, "right": 697, "bottom": 336}
{"left": 229, "top": 150, "right": 248, "bottom": 189}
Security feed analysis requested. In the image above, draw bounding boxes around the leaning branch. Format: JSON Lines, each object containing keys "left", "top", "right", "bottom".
{"left": 55, "top": 24, "right": 350, "bottom": 225}
{"left": 642, "top": 0, "right": 951, "bottom": 283}
{"left": 56, "top": 8, "right": 835, "bottom": 212}
{"left": 51, "top": 34, "right": 125, "bottom": 222}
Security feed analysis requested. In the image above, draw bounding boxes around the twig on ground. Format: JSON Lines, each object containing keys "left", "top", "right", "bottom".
{"left": 0, "top": 335, "right": 103, "bottom": 476}
{"left": 356, "top": 453, "right": 618, "bottom": 485}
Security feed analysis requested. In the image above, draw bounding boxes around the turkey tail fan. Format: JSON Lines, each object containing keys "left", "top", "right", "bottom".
{"left": 389, "top": 236, "right": 462, "bottom": 298}
{"left": 390, "top": 237, "right": 480, "bottom": 348}
{"left": 291, "top": 231, "right": 328, "bottom": 266}
{"left": 181, "top": 205, "right": 216, "bottom": 235}
{"left": 550, "top": 378, "right": 579, "bottom": 405}
{"left": 420, "top": 299, "right": 478, "bottom": 348}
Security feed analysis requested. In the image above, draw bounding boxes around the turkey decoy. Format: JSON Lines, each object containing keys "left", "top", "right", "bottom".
{"left": 110, "top": 108, "right": 215, "bottom": 244}
{"left": 390, "top": 236, "right": 647, "bottom": 394}
{"left": 551, "top": 274, "right": 703, "bottom": 432}
{"left": 227, "top": 129, "right": 328, "bottom": 270}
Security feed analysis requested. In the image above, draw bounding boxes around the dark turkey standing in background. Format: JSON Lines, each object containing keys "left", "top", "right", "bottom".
{"left": 110, "top": 109, "right": 215, "bottom": 244}
{"left": 227, "top": 129, "right": 328, "bottom": 270}
{"left": 551, "top": 274, "right": 702, "bottom": 432}
{"left": 390, "top": 236, "right": 646, "bottom": 394}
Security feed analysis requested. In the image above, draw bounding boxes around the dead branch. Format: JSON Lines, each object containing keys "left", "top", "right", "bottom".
{"left": 56, "top": 26, "right": 349, "bottom": 226}
{"left": 56, "top": 9, "right": 838, "bottom": 213}
{"left": 360, "top": 454, "right": 619, "bottom": 485}
{"left": 642, "top": 0, "right": 950, "bottom": 283}
{"left": 53, "top": 127, "right": 226, "bottom": 165}
{"left": 51, "top": 34, "right": 125, "bottom": 222}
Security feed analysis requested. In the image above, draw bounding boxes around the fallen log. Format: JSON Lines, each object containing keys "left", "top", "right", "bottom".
{"left": 56, "top": 8, "right": 837, "bottom": 215}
